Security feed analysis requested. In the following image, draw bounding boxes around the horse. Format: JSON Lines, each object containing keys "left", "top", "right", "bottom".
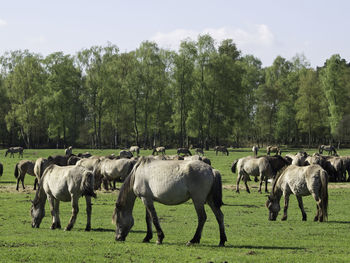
{"left": 340, "top": 156, "right": 350, "bottom": 181}
{"left": 266, "top": 146, "right": 281, "bottom": 155}
{"left": 47, "top": 155, "right": 69, "bottom": 166}
{"left": 177, "top": 148, "right": 192, "bottom": 156}
{"left": 119, "top": 150, "right": 133, "bottom": 159}
{"left": 195, "top": 148, "right": 204, "bottom": 156}
{"left": 5, "top": 147, "right": 23, "bottom": 158}
{"left": 75, "top": 157, "right": 103, "bottom": 190}
{"left": 252, "top": 146, "right": 259, "bottom": 157}
{"left": 184, "top": 155, "right": 211, "bottom": 166}
{"left": 14, "top": 160, "right": 37, "bottom": 191}
{"left": 285, "top": 152, "right": 308, "bottom": 166}
{"left": 67, "top": 155, "right": 81, "bottom": 165}
{"left": 214, "top": 146, "right": 229, "bottom": 156}
{"left": 266, "top": 164, "right": 328, "bottom": 222}
{"left": 77, "top": 152, "right": 92, "bottom": 158}
{"left": 319, "top": 145, "right": 337, "bottom": 155}
{"left": 30, "top": 164, "right": 97, "bottom": 231}
{"left": 231, "top": 155, "right": 290, "bottom": 193}
{"left": 129, "top": 146, "right": 140, "bottom": 157}
{"left": 0, "top": 162, "right": 3, "bottom": 176}
{"left": 152, "top": 146, "right": 166, "bottom": 155}
{"left": 112, "top": 157, "right": 227, "bottom": 246}
{"left": 65, "top": 146, "right": 73, "bottom": 156}
{"left": 97, "top": 158, "right": 137, "bottom": 190}
{"left": 232, "top": 156, "right": 273, "bottom": 193}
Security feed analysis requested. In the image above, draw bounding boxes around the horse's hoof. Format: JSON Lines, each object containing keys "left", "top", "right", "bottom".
{"left": 85, "top": 226, "right": 91, "bottom": 231}
{"left": 50, "top": 225, "right": 56, "bottom": 230}
{"left": 281, "top": 217, "right": 287, "bottom": 221}
{"left": 186, "top": 241, "right": 194, "bottom": 246}
{"left": 64, "top": 226, "right": 72, "bottom": 231}
{"left": 156, "top": 240, "right": 162, "bottom": 245}
{"left": 218, "top": 242, "right": 225, "bottom": 247}
{"left": 142, "top": 239, "right": 150, "bottom": 243}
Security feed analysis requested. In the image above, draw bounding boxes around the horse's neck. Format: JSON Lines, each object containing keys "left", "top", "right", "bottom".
{"left": 272, "top": 176, "right": 283, "bottom": 200}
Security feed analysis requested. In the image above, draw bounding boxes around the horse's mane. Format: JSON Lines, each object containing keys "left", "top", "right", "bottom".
{"left": 270, "top": 165, "right": 288, "bottom": 197}
{"left": 116, "top": 172, "right": 135, "bottom": 207}
{"left": 33, "top": 183, "right": 43, "bottom": 206}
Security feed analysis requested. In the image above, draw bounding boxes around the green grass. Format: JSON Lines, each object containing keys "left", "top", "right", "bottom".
{"left": 1, "top": 148, "right": 350, "bottom": 262}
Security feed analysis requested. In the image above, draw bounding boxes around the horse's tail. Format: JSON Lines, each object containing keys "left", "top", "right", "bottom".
{"left": 320, "top": 169, "right": 329, "bottom": 221}
{"left": 211, "top": 169, "right": 223, "bottom": 208}
{"left": 81, "top": 171, "right": 97, "bottom": 198}
{"left": 231, "top": 159, "right": 238, "bottom": 173}
{"left": 14, "top": 163, "right": 19, "bottom": 178}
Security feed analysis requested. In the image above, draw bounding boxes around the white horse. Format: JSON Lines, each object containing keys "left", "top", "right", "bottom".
{"left": 112, "top": 156, "right": 227, "bottom": 246}
{"left": 30, "top": 164, "right": 96, "bottom": 231}
{"left": 266, "top": 164, "right": 328, "bottom": 222}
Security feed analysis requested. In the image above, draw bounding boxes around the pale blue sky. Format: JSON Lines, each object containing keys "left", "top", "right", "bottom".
{"left": 0, "top": 0, "right": 349, "bottom": 67}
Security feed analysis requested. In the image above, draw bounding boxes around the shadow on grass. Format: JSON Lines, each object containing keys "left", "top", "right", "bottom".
{"left": 91, "top": 228, "right": 115, "bottom": 232}
{"left": 327, "top": 221, "right": 350, "bottom": 224}
{"left": 223, "top": 203, "right": 260, "bottom": 208}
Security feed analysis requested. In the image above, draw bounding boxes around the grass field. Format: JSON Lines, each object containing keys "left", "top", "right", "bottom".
{"left": 1, "top": 148, "right": 350, "bottom": 262}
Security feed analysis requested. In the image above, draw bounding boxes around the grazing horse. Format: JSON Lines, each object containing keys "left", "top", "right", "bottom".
{"left": 112, "top": 157, "right": 227, "bottom": 246}
{"left": 0, "top": 162, "right": 3, "bottom": 176}
{"left": 266, "top": 146, "right": 281, "bottom": 155}
{"left": 232, "top": 156, "right": 273, "bottom": 193}
{"left": 14, "top": 160, "right": 37, "bottom": 191}
{"left": 266, "top": 164, "right": 328, "bottom": 222}
{"left": 214, "top": 146, "right": 229, "bottom": 156}
{"left": 152, "top": 146, "right": 166, "bottom": 155}
{"left": 65, "top": 146, "right": 73, "bottom": 156}
{"left": 30, "top": 164, "right": 97, "bottom": 231}
{"left": 97, "top": 158, "right": 137, "bottom": 190}
{"left": 319, "top": 145, "right": 337, "bottom": 156}
{"left": 177, "top": 148, "right": 192, "bottom": 156}
{"left": 5, "top": 147, "right": 23, "bottom": 158}
{"left": 129, "top": 146, "right": 140, "bottom": 156}
{"left": 252, "top": 146, "right": 259, "bottom": 157}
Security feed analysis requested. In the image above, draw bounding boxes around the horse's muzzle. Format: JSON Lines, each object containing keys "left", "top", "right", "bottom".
{"left": 115, "top": 235, "right": 125, "bottom": 242}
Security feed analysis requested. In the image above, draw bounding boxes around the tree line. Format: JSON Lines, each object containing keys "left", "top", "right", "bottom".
{"left": 0, "top": 34, "right": 350, "bottom": 149}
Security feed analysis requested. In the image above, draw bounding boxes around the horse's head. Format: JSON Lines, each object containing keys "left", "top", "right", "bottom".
{"left": 30, "top": 200, "right": 45, "bottom": 228}
{"left": 114, "top": 203, "right": 134, "bottom": 241}
{"left": 266, "top": 196, "right": 280, "bottom": 221}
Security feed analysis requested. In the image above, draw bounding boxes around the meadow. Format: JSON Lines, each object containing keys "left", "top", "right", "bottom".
{"left": 1, "top": 148, "right": 350, "bottom": 262}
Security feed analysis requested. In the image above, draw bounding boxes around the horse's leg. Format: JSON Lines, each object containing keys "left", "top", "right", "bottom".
{"left": 85, "top": 196, "right": 92, "bottom": 231}
{"left": 21, "top": 172, "right": 25, "bottom": 190}
{"left": 258, "top": 172, "right": 263, "bottom": 193}
{"left": 281, "top": 194, "right": 290, "bottom": 221}
{"left": 54, "top": 200, "right": 61, "bottom": 229}
{"left": 236, "top": 173, "right": 242, "bottom": 193}
{"left": 141, "top": 197, "right": 164, "bottom": 244}
{"left": 34, "top": 177, "right": 38, "bottom": 190}
{"left": 311, "top": 193, "right": 322, "bottom": 222}
{"left": 65, "top": 195, "right": 79, "bottom": 231}
{"left": 47, "top": 195, "right": 58, "bottom": 229}
{"left": 187, "top": 201, "right": 207, "bottom": 246}
{"left": 207, "top": 199, "right": 227, "bottom": 247}
{"left": 243, "top": 175, "right": 250, "bottom": 193}
{"left": 143, "top": 208, "right": 153, "bottom": 242}
{"left": 296, "top": 196, "right": 307, "bottom": 221}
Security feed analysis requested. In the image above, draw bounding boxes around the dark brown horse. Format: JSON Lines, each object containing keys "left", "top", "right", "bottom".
{"left": 177, "top": 148, "right": 192, "bottom": 156}
{"left": 14, "top": 160, "right": 37, "bottom": 190}
{"left": 5, "top": 147, "right": 24, "bottom": 158}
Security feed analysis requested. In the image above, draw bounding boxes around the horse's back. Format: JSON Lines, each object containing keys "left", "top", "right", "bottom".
{"left": 133, "top": 160, "right": 213, "bottom": 205}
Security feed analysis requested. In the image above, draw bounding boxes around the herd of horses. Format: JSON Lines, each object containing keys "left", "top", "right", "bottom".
{"left": 0, "top": 144, "right": 345, "bottom": 246}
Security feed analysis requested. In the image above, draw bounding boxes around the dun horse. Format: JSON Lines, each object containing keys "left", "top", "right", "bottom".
{"left": 266, "top": 146, "right": 281, "bottom": 155}
{"left": 30, "top": 165, "right": 97, "bottom": 231}
{"left": 129, "top": 146, "right": 140, "bottom": 156}
{"left": 319, "top": 145, "right": 337, "bottom": 156}
{"left": 214, "top": 146, "right": 229, "bottom": 156}
{"left": 5, "top": 147, "right": 23, "bottom": 158}
{"left": 152, "top": 146, "right": 166, "bottom": 155}
{"left": 14, "top": 160, "right": 37, "bottom": 191}
{"left": 266, "top": 164, "right": 328, "bottom": 222}
{"left": 112, "top": 157, "right": 227, "bottom": 246}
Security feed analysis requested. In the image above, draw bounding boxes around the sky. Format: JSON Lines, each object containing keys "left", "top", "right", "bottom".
{"left": 0, "top": 0, "right": 349, "bottom": 67}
